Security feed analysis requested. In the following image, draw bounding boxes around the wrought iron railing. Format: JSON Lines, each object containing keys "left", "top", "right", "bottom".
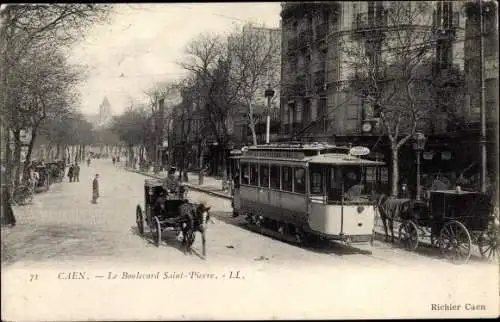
{"left": 352, "top": 12, "right": 388, "bottom": 31}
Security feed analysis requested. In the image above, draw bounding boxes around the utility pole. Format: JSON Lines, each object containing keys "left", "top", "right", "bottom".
{"left": 265, "top": 83, "right": 275, "bottom": 144}
{"left": 479, "top": 0, "right": 487, "bottom": 193}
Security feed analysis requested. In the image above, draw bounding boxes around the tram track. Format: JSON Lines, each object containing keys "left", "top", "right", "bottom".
{"left": 233, "top": 216, "right": 404, "bottom": 264}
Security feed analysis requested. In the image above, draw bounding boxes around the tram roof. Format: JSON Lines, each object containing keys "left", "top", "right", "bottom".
{"left": 305, "top": 153, "right": 385, "bottom": 166}
{"left": 244, "top": 142, "right": 350, "bottom": 151}
{"left": 235, "top": 153, "right": 385, "bottom": 166}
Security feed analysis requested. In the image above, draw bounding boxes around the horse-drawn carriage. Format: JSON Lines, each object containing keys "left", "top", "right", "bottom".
{"left": 378, "top": 190, "right": 498, "bottom": 264}
{"left": 33, "top": 165, "right": 51, "bottom": 193}
{"left": 135, "top": 178, "right": 211, "bottom": 256}
{"left": 46, "top": 161, "right": 65, "bottom": 183}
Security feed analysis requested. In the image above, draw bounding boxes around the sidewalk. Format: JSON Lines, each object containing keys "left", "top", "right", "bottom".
{"left": 123, "top": 166, "right": 232, "bottom": 200}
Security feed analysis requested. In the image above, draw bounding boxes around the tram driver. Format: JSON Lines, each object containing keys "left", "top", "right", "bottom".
{"left": 163, "top": 167, "right": 179, "bottom": 193}
{"left": 344, "top": 171, "right": 365, "bottom": 201}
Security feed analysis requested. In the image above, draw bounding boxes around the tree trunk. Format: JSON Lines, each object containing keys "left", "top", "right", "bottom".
{"left": 128, "top": 145, "right": 134, "bottom": 168}
{"left": 248, "top": 103, "right": 258, "bottom": 146}
{"left": 3, "top": 126, "right": 13, "bottom": 187}
{"left": 56, "top": 144, "right": 61, "bottom": 159}
{"left": 12, "top": 130, "right": 22, "bottom": 186}
{"left": 22, "top": 128, "right": 38, "bottom": 182}
{"left": 391, "top": 145, "right": 399, "bottom": 197}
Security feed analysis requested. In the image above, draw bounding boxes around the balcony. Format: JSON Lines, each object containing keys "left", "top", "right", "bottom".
{"left": 287, "top": 37, "right": 298, "bottom": 52}
{"left": 351, "top": 12, "right": 388, "bottom": 36}
{"left": 315, "top": 23, "right": 328, "bottom": 41}
{"left": 433, "top": 11, "right": 461, "bottom": 38}
{"left": 313, "top": 71, "right": 326, "bottom": 93}
{"left": 298, "top": 28, "right": 313, "bottom": 49}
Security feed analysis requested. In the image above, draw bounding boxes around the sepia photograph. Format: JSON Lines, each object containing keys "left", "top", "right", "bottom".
{"left": 1, "top": 1, "right": 499, "bottom": 320}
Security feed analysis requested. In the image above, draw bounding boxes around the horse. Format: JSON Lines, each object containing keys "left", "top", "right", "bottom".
{"left": 375, "top": 194, "right": 413, "bottom": 243}
{"left": 178, "top": 202, "right": 212, "bottom": 256}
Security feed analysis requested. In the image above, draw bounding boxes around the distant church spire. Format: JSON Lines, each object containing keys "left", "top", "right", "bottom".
{"left": 98, "top": 96, "right": 113, "bottom": 127}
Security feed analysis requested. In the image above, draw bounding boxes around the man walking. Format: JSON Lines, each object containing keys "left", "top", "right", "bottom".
{"left": 92, "top": 174, "right": 100, "bottom": 204}
{"left": 68, "top": 164, "right": 74, "bottom": 182}
{"left": 73, "top": 163, "right": 80, "bottom": 182}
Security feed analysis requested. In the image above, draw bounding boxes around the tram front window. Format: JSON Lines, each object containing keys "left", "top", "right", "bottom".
{"left": 325, "top": 166, "right": 380, "bottom": 204}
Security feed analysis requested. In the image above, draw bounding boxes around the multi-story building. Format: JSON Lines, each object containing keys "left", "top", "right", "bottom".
{"left": 279, "top": 1, "right": 499, "bottom": 194}
{"left": 463, "top": 0, "right": 499, "bottom": 194}
{"left": 280, "top": 1, "right": 466, "bottom": 141}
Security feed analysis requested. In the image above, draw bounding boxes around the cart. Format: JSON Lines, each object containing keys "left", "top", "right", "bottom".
{"left": 135, "top": 179, "right": 189, "bottom": 247}
{"left": 398, "top": 190, "right": 498, "bottom": 264}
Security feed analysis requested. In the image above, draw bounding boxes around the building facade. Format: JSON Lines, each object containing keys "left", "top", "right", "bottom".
{"left": 279, "top": 1, "right": 498, "bottom": 195}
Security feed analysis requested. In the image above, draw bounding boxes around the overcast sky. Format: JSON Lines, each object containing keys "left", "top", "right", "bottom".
{"left": 68, "top": 3, "right": 282, "bottom": 116}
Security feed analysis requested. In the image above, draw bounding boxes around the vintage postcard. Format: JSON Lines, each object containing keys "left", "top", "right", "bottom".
{"left": 1, "top": 2, "right": 499, "bottom": 321}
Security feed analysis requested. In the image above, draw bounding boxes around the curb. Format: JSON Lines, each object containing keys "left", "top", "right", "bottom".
{"left": 126, "top": 168, "right": 233, "bottom": 200}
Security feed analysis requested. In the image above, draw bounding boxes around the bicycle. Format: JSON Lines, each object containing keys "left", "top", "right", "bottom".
{"left": 12, "top": 181, "right": 35, "bottom": 206}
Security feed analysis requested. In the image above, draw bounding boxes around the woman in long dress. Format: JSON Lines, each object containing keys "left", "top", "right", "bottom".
{"left": 92, "top": 174, "right": 100, "bottom": 204}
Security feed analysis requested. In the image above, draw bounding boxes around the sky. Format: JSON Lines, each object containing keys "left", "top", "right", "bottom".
{"left": 68, "top": 3, "right": 282, "bottom": 116}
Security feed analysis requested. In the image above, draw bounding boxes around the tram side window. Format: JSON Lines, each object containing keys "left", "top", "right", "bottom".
{"left": 282, "top": 166, "right": 293, "bottom": 191}
{"left": 241, "top": 163, "right": 249, "bottom": 185}
{"left": 310, "top": 165, "right": 323, "bottom": 195}
{"left": 249, "top": 163, "right": 259, "bottom": 186}
{"left": 270, "top": 165, "right": 280, "bottom": 189}
{"left": 294, "top": 168, "right": 306, "bottom": 194}
{"left": 260, "top": 164, "right": 269, "bottom": 188}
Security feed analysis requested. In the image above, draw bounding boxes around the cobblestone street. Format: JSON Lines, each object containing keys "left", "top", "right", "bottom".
{"left": 2, "top": 159, "right": 498, "bottom": 321}
{"left": 1, "top": 159, "right": 495, "bottom": 270}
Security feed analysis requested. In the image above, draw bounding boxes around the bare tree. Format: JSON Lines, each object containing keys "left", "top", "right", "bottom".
{"left": 0, "top": 4, "right": 113, "bottom": 185}
{"left": 342, "top": 1, "right": 439, "bottom": 196}
{"left": 4, "top": 42, "right": 82, "bottom": 183}
{"left": 179, "top": 33, "right": 241, "bottom": 178}
{"left": 228, "top": 24, "right": 280, "bottom": 145}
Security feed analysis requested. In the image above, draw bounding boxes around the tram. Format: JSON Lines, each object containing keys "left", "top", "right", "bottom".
{"left": 230, "top": 142, "right": 386, "bottom": 245}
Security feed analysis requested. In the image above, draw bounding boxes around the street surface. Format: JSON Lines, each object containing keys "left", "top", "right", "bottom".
{"left": 2, "top": 159, "right": 498, "bottom": 320}
{"left": 1, "top": 158, "right": 497, "bottom": 268}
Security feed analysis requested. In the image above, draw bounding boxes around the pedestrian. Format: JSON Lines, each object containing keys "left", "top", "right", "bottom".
{"left": 92, "top": 174, "right": 100, "bottom": 204}
{"left": 112, "top": 156, "right": 116, "bottom": 165}
{"left": 68, "top": 164, "right": 74, "bottom": 182}
{"left": 1, "top": 185, "right": 16, "bottom": 227}
{"left": 73, "top": 163, "right": 80, "bottom": 182}
{"left": 87, "top": 157, "right": 91, "bottom": 167}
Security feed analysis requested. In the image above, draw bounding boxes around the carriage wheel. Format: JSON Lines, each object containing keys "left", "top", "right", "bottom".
{"left": 439, "top": 220, "right": 472, "bottom": 264}
{"left": 152, "top": 216, "right": 161, "bottom": 247}
{"left": 13, "top": 186, "right": 31, "bottom": 205}
{"left": 398, "top": 220, "right": 419, "bottom": 251}
{"left": 136, "top": 205, "right": 144, "bottom": 236}
{"left": 478, "top": 228, "right": 499, "bottom": 261}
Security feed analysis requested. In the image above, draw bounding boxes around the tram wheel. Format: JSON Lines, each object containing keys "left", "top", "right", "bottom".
{"left": 439, "top": 220, "right": 472, "bottom": 265}
{"left": 398, "top": 220, "right": 419, "bottom": 251}
{"left": 277, "top": 222, "right": 286, "bottom": 236}
{"left": 293, "top": 226, "right": 306, "bottom": 245}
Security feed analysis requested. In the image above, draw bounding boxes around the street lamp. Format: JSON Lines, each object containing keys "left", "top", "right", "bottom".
{"left": 413, "top": 132, "right": 427, "bottom": 201}
{"left": 264, "top": 83, "right": 275, "bottom": 145}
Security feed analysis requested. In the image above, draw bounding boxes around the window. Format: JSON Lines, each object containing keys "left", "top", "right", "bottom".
{"left": 282, "top": 166, "right": 293, "bottom": 191}
{"left": 270, "top": 165, "right": 280, "bottom": 189}
{"left": 294, "top": 167, "right": 306, "bottom": 194}
{"left": 310, "top": 165, "right": 323, "bottom": 195}
{"left": 241, "top": 163, "right": 249, "bottom": 185}
{"left": 260, "top": 164, "right": 269, "bottom": 188}
{"left": 249, "top": 163, "right": 258, "bottom": 186}
{"left": 327, "top": 167, "right": 342, "bottom": 202}
{"left": 326, "top": 166, "right": 382, "bottom": 203}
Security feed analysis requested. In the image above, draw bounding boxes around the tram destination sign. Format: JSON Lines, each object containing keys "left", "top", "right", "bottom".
{"left": 245, "top": 150, "right": 305, "bottom": 159}
{"left": 349, "top": 146, "right": 370, "bottom": 156}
